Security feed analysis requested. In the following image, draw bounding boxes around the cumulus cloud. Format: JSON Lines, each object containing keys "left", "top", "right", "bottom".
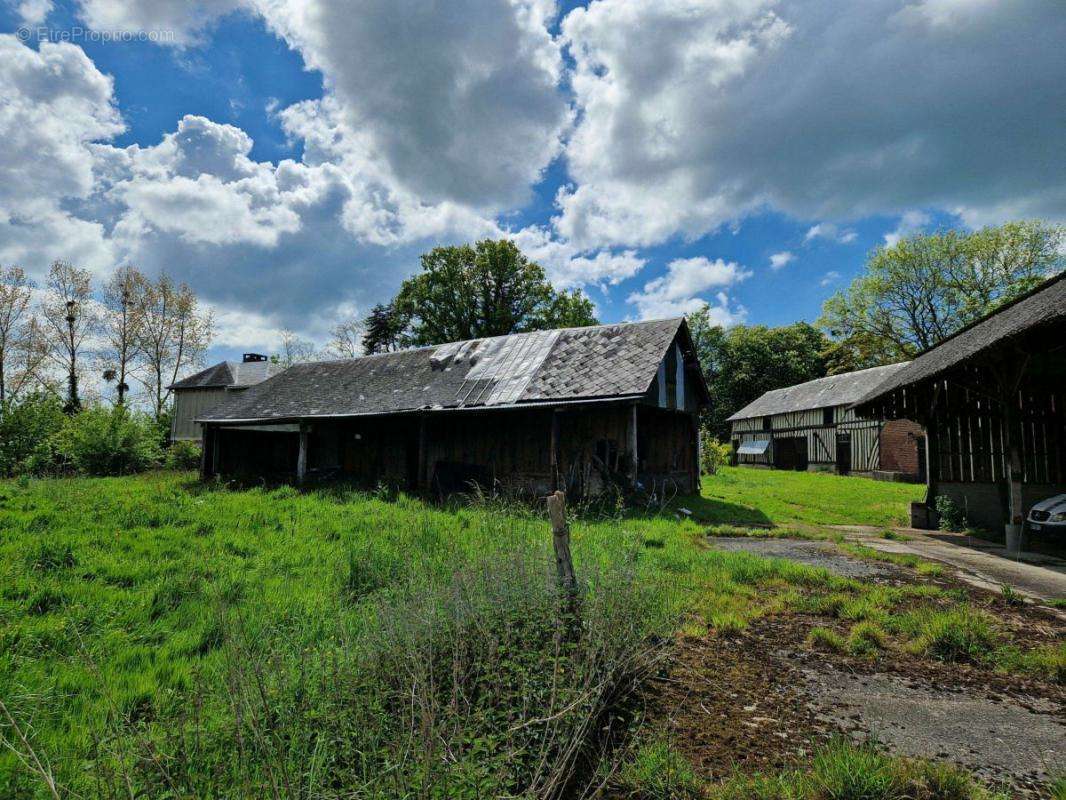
{"left": 820, "top": 270, "right": 841, "bottom": 287}
{"left": 883, "top": 210, "right": 931, "bottom": 246}
{"left": 769, "top": 251, "right": 794, "bottom": 270}
{"left": 627, "top": 256, "right": 750, "bottom": 320}
{"left": 78, "top": 0, "right": 571, "bottom": 210}
{"left": 557, "top": 0, "right": 1066, "bottom": 249}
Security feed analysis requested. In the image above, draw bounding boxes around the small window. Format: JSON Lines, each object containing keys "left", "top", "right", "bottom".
{"left": 823, "top": 407, "right": 834, "bottom": 427}
{"left": 761, "top": 416, "right": 772, "bottom": 431}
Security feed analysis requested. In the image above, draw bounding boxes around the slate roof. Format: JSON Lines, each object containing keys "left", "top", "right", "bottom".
{"left": 170, "top": 359, "right": 283, "bottom": 390}
{"left": 727, "top": 362, "right": 910, "bottom": 422}
{"left": 199, "top": 318, "right": 691, "bottom": 423}
{"left": 854, "top": 271, "right": 1066, "bottom": 407}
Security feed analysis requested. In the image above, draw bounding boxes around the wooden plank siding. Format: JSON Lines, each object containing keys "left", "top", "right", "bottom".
{"left": 171, "top": 388, "right": 229, "bottom": 441}
{"left": 730, "top": 404, "right": 883, "bottom": 473}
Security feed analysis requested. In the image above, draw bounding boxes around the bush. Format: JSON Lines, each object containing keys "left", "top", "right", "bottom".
{"left": 164, "top": 440, "right": 202, "bottom": 470}
{"left": 701, "top": 433, "right": 732, "bottom": 475}
{"left": 0, "top": 393, "right": 66, "bottom": 476}
{"left": 90, "top": 543, "right": 670, "bottom": 798}
{"left": 53, "top": 406, "right": 163, "bottom": 476}
{"left": 935, "top": 495, "right": 967, "bottom": 532}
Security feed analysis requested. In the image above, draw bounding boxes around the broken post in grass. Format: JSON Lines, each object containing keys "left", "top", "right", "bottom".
{"left": 547, "top": 489, "right": 580, "bottom": 637}
{"left": 546, "top": 489, "right": 577, "bottom": 594}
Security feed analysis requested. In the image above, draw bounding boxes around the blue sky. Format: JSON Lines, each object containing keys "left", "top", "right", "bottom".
{"left": 1, "top": 0, "right": 1063, "bottom": 363}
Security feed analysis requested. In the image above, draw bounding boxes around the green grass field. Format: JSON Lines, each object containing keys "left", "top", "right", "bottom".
{"left": 698, "top": 465, "right": 926, "bottom": 528}
{"left": 0, "top": 469, "right": 1048, "bottom": 798}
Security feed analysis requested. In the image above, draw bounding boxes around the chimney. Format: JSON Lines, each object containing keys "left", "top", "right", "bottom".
{"left": 243, "top": 353, "right": 268, "bottom": 363}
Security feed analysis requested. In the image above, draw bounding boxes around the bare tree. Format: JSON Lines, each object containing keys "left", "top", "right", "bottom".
{"left": 275, "top": 329, "right": 318, "bottom": 366}
{"left": 0, "top": 267, "right": 33, "bottom": 405}
{"left": 39, "top": 261, "right": 97, "bottom": 413}
{"left": 327, "top": 318, "right": 363, "bottom": 359}
{"left": 134, "top": 274, "right": 213, "bottom": 419}
{"left": 99, "top": 265, "right": 148, "bottom": 405}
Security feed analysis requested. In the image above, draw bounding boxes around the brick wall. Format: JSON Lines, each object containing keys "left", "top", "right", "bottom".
{"left": 879, "top": 419, "right": 924, "bottom": 477}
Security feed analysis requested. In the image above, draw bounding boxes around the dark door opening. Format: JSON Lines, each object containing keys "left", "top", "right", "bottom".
{"left": 774, "top": 437, "right": 808, "bottom": 471}
{"left": 836, "top": 433, "right": 852, "bottom": 475}
{"left": 915, "top": 435, "right": 927, "bottom": 483}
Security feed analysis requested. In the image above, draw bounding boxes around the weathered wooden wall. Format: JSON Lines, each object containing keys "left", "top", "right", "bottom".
{"left": 208, "top": 403, "right": 699, "bottom": 496}
{"left": 172, "top": 388, "right": 228, "bottom": 441}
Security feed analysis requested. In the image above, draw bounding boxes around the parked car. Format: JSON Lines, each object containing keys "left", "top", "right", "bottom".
{"left": 1026, "top": 493, "right": 1066, "bottom": 534}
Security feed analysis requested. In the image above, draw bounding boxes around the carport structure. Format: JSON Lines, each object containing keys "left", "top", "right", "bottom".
{"left": 854, "top": 272, "right": 1066, "bottom": 551}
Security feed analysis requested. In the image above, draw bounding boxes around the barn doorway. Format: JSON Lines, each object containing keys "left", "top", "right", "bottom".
{"left": 774, "top": 437, "right": 808, "bottom": 471}
{"left": 836, "top": 433, "right": 852, "bottom": 475}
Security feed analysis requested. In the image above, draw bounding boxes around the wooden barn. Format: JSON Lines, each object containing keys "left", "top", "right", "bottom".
{"left": 169, "top": 354, "right": 283, "bottom": 441}
{"left": 727, "top": 364, "right": 924, "bottom": 480}
{"left": 196, "top": 318, "right": 709, "bottom": 496}
{"left": 854, "top": 272, "right": 1066, "bottom": 550}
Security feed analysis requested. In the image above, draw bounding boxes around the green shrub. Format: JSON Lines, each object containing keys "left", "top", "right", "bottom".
{"left": 934, "top": 496, "right": 967, "bottom": 532}
{"left": 701, "top": 434, "right": 733, "bottom": 475}
{"left": 164, "top": 440, "right": 202, "bottom": 470}
{"left": 0, "top": 393, "right": 66, "bottom": 476}
{"left": 52, "top": 406, "right": 163, "bottom": 476}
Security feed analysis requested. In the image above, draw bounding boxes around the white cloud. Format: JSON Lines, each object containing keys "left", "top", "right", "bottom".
{"left": 769, "top": 251, "right": 794, "bottom": 270}
{"left": 804, "top": 223, "right": 857, "bottom": 245}
{"left": 883, "top": 210, "right": 931, "bottom": 246}
{"left": 78, "top": 0, "right": 571, "bottom": 211}
{"left": 13, "top": 0, "right": 53, "bottom": 24}
{"left": 820, "top": 270, "right": 841, "bottom": 287}
{"left": 557, "top": 0, "right": 1066, "bottom": 249}
{"left": 627, "top": 257, "right": 750, "bottom": 319}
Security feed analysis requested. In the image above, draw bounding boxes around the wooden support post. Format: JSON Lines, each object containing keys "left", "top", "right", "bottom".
{"left": 417, "top": 414, "right": 427, "bottom": 490}
{"left": 546, "top": 490, "right": 576, "bottom": 594}
{"left": 628, "top": 403, "right": 639, "bottom": 489}
{"left": 211, "top": 428, "right": 220, "bottom": 477}
{"left": 296, "top": 424, "right": 309, "bottom": 485}
{"left": 691, "top": 413, "right": 702, "bottom": 494}
{"left": 549, "top": 409, "right": 560, "bottom": 491}
{"left": 1002, "top": 400, "right": 1026, "bottom": 552}
{"left": 200, "top": 425, "right": 214, "bottom": 480}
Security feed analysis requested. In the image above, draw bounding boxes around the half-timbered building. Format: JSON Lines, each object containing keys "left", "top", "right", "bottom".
{"left": 728, "top": 364, "right": 923, "bottom": 480}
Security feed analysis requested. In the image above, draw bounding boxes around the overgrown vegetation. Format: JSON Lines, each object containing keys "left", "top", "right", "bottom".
{"left": 0, "top": 394, "right": 165, "bottom": 477}
{"left": 0, "top": 471, "right": 1055, "bottom": 797}
{"left": 935, "top": 495, "right": 968, "bottom": 533}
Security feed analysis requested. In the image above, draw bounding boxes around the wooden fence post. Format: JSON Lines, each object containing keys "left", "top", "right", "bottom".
{"left": 546, "top": 490, "right": 577, "bottom": 594}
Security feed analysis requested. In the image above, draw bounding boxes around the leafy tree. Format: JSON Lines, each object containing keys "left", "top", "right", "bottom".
{"left": 688, "top": 307, "right": 828, "bottom": 439}
{"left": 0, "top": 392, "right": 65, "bottom": 476}
{"left": 361, "top": 303, "right": 405, "bottom": 354}
{"left": 392, "top": 239, "right": 597, "bottom": 346}
{"left": 820, "top": 221, "right": 1063, "bottom": 373}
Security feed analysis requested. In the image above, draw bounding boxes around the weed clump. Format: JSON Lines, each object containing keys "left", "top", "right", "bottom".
{"left": 710, "top": 740, "right": 1007, "bottom": 799}
{"left": 904, "top": 608, "right": 998, "bottom": 664}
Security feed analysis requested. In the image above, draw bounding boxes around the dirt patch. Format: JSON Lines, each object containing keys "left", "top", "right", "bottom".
{"left": 640, "top": 624, "right": 837, "bottom": 779}
{"left": 709, "top": 537, "right": 892, "bottom": 579}
{"left": 640, "top": 614, "right": 1064, "bottom": 797}
{"left": 799, "top": 666, "right": 1064, "bottom": 794}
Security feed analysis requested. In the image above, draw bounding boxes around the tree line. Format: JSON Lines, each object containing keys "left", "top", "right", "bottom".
{"left": 694, "top": 220, "right": 1063, "bottom": 439}
{"left": 0, "top": 261, "right": 212, "bottom": 417}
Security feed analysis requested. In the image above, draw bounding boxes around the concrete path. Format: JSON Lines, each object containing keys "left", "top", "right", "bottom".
{"left": 833, "top": 525, "right": 1066, "bottom": 603}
